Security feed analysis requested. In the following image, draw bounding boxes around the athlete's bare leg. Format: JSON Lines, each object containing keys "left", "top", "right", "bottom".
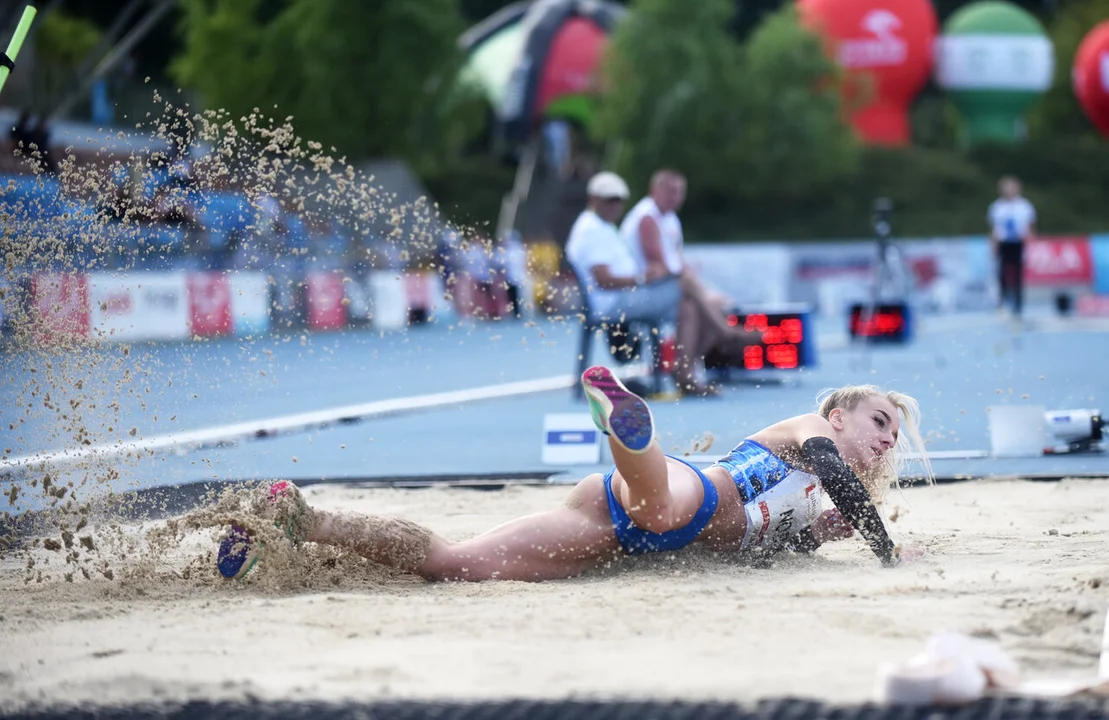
{"left": 306, "top": 474, "right": 619, "bottom": 582}
{"left": 580, "top": 366, "right": 707, "bottom": 533}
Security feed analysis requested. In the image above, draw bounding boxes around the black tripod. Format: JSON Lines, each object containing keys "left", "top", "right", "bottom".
{"left": 871, "top": 199, "right": 910, "bottom": 306}
{"left": 849, "top": 199, "right": 914, "bottom": 364}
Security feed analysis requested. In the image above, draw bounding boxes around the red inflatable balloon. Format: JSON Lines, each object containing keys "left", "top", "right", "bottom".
{"left": 1073, "top": 21, "right": 1109, "bottom": 137}
{"left": 536, "top": 17, "right": 607, "bottom": 115}
{"left": 797, "top": 0, "right": 938, "bottom": 145}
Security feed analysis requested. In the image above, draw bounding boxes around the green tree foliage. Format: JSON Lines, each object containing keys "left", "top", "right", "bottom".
{"left": 595, "top": 0, "right": 857, "bottom": 204}
{"left": 735, "top": 5, "right": 859, "bottom": 199}
{"left": 594, "top": 0, "right": 743, "bottom": 198}
{"left": 37, "top": 11, "right": 102, "bottom": 66}
{"left": 32, "top": 11, "right": 102, "bottom": 113}
{"left": 170, "top": 0, "right": 485, "bottom": 170}
{"left": 1027, "top": 0, "right": 1109, "bottom": 139}
{"left": 170, "top": 0, "right": 283, "bottom": 125}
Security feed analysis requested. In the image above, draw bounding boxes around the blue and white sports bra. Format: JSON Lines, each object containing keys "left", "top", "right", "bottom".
{"left": 712, "top": 439, "right": 825, "bottom": 551}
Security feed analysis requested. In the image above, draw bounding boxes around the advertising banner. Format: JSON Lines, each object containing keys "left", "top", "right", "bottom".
{"left": 31, "top": 273, "right": 90, "bottom": 343}
{"left": 87, "top": 272, "right": 190, "bottom": 342}
{"left": 187, "top": 272, "right": 233, "bottom": 337}
{"left": 305, "top": 271, "right": 348, "bottom": 331}
{"left": 1024, "top": 237, "right": 1093, "bottom": 287}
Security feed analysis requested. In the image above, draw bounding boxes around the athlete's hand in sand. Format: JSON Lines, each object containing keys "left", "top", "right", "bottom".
{"left": 811, "top": 509, "right": 853, "bottom": 544}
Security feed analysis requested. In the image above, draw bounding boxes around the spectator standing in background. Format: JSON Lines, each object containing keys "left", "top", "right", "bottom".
{"left": 153, "top": 161, "right": 206, "bottom": 269}
{"left": 987, "top": 175, "right": 1036, "bottom": 318}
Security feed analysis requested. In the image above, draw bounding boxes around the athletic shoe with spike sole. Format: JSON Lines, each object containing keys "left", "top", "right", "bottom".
{"left": 580, "top": 366, "right": 656, "bottom": 454}
{"left": 216, "top": 480, "right": 310, "bottom": 580}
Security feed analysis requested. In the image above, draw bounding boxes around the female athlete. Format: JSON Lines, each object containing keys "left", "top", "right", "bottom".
{"left": 218, "top": 366, "right": 933, "bottom": 581}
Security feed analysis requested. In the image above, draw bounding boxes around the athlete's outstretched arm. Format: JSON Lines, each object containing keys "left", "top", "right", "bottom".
{"left": 799, "top": 436, "right": 899, "bottom": 566}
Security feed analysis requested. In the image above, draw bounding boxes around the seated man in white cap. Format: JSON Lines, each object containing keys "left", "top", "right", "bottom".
{"left": 566, "top": 171, "right": 714, "bottom": 397}
{"left": 566, "top": 170, "right": 680, "bottom": 321}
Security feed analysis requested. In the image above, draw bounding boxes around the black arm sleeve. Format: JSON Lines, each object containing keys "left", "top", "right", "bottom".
{"left": 800, "top": 436, "right": 899, "bottom": 566}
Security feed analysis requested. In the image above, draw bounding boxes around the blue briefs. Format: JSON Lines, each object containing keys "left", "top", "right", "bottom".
{"left": 602, "top": 454, "right": 719, "bottom": 555}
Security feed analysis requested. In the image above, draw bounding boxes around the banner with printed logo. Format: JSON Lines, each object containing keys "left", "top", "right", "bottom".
{"left": 88, "top": 272, "right": 190, "bottom": 342}
{"left": 30, "top": 273, "right": 90, "bottom": 343}
{"left": 187, "top": 272, "right": 233, "bottom": 337}
{"left": 1023, "top": 237, "right": 1093, "bottom": 287}
{"left": 686, "top": 240, "right": 989, "bottom": 316}
{"left": 305, "top": 271, "right": 348, "bottom": 330}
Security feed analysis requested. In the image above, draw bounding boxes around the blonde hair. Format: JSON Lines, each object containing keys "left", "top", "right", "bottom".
{"left": 816, "top": 385, "right": 934, "bottom": 504}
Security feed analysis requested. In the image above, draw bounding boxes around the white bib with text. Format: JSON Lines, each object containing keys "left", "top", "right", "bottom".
{"left": 740, "top": 469, "right": 824, "bottom": 551}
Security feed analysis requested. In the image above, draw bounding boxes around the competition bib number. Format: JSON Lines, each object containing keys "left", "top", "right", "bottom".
{"left": 741, "top": 470, "right": 823, "bottom": 551}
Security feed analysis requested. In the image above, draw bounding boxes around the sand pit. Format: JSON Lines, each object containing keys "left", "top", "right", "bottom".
{"left": 1, "top": 477, "right": 1107, "bottom": 713}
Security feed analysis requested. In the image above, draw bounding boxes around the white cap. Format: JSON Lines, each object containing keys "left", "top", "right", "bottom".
{"left": 586, "top": 171, "right": 630, "bottom": 200}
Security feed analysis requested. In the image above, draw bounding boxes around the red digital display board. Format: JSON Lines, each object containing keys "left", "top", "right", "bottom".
{"left": 706, "top": 310, "right": 815, "bottom": 372}
{"left": 848, "top": 302, "right": 912, "bottom": 341}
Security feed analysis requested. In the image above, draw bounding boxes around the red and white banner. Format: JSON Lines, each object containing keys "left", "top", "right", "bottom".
{"left": 31, "top": 273, "right": 90, "bottom": 344}
{"left": 305, "top": 271, "right": 347, "bottom": 331}
{"left": 25, "top": 270, "right": 284, "bottom": 344}
{"left": 88, "top": 272, "right": 190, "bottom": 342}
{"left": 1077, "top": 294, "right": 1109, "bottom": 317}
{"left": 405, "top": 272, "right": 432, "bottom": 314}
{"left": 1024, "top": 237, "right": 1093, "bottom": 287}
{"left": 187, "top": 272, "right": 233, "bottom": 337}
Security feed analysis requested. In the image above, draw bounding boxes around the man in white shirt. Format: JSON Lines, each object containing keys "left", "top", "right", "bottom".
{"left": 987, "top": 175, "right": 1036, "bottom": 317}
{"left": 620, "top": 170, "right": 687, "bottom": 279}
{"left": 620, "top": 170, "right": 758, "bottom": 393}
{"left": 565, "top": 171, "right": 680, "bottom": 325}
{"left": 565, "top": 171, "right": 685, "bottom": 391}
